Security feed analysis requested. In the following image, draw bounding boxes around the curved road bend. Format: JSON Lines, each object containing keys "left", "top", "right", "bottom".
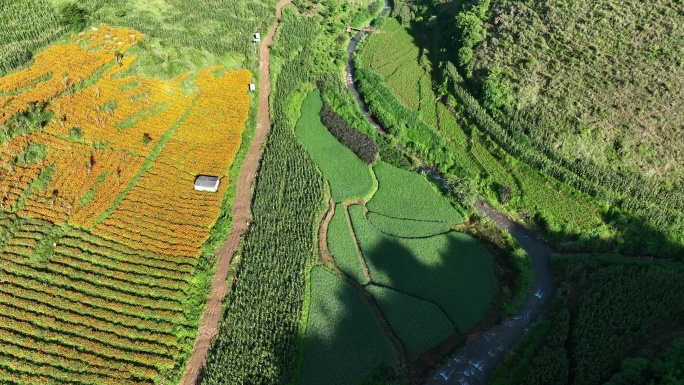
{"left": 180, "top": 1, "right": 291, "bottom": 384}
{"left": 344, "top": 7, "right": 556, "bottom": 384}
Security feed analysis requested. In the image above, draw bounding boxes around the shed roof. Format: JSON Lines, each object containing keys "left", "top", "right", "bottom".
{"left": 194, "top": 175, "right": 220, "bottom": 192}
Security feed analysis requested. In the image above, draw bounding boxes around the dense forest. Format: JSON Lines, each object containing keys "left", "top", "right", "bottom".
{"left": 491, "top": 255, "right": 684, "bottom": 385}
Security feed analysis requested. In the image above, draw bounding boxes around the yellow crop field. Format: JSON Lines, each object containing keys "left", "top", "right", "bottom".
{"left": 0, "top": 23, "right": 251, "bottom": 384}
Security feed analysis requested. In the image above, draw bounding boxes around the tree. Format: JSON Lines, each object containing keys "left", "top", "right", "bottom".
{"left": 59, "top": 3, "right": 89, "bottom": 32}
{"left": 447, "top": 176, "right": 479, "bottom": 207}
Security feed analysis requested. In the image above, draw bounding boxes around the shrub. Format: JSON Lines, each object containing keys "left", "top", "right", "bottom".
{"left": 319, "top": 102, "right": 379, "bottom": 164}
{"left": 59, "top": 3, "right": 89, "bottom": 32}
{"left": 498, "top": 184, "right": 513, "bottom": 204}
{"left": 16, "top": 143, "right": 47, "bottom": 164}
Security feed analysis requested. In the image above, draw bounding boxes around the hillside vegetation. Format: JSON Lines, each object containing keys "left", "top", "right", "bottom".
{"left": 0, "top": 0, "right": 274, "bottom": 77}
{"left": 468, "top": 0, "right": 684, "bottom": 183}
{"left": 356, "top": 0, "right": 684, "bottom": 256}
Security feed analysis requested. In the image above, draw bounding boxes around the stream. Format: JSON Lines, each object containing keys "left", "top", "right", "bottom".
{"left": 345, "top": 5, "right": 556, "bottom": 384}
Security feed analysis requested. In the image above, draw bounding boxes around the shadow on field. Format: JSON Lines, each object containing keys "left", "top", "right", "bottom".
{"left": 297, "top": 227, "right": 500, "bottom": 385}
{"left": 537, "top": 209, "right": 684, "bottom": 260}
{"left": 396, "top": 1, "right": 684, "bottom": 260}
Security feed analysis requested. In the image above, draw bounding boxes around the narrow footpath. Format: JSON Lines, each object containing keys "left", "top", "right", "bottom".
{"left": 180, "top": 1, "right": 290, "bottom": 383}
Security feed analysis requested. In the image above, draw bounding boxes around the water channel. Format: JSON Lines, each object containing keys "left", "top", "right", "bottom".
{"left": 344, "top": 4, "right": 556, "bottom": 384}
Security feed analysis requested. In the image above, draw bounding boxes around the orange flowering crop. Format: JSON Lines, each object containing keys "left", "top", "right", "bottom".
{"left": 0, "top": 25, "right": 141, "bottom": 127}
{"left": 92, "top": 162, "right": 226, "bottom": 260}
{"left": 157, "top": 67, "right": 252, "bottom": 177}
{"left": 45, "top": 60, "right": 195, "bottom": 156}
{"left": 0, "top": 22, "right": 254, "bottom": 385}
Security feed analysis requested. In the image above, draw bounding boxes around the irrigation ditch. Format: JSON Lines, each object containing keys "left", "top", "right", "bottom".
{"left": 344, "top": 4, "right": 557, "bottom": 384}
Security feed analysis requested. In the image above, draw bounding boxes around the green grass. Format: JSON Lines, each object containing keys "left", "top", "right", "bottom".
{"left": 367, "top": 284, "right": 454, "bottom": 362}
{"left": 359, "top": 18, "right": 423, "bottom": 110}
{"left": 328, "top": 204, "right": 368, "bottom": 285}
{"left": 470, "top": 135, "right": 519, "bottom": 196}
{"left": 511, "top": 164, "right": 603, "bottom": 231}
{"left": 297, "top": 266, "right": 398, "bottom": 385}
{"left": 349, "top": 204, "right": 496, "bottom": 333}
{"left": 295, "top": 91, "right": 376, "bottom": 202}
{"left": 368, "top": 161, "right": 462, "bottom": 224}
{"left": 367, "top": 211, "right": 451, "bottom": 238}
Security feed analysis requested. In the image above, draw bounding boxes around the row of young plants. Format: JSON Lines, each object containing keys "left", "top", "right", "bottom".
{"left": 201, "top": 6, "right": 327, "bottom": 383}
{"left": 0, "top": 216, "right": 194, "bottom": 384}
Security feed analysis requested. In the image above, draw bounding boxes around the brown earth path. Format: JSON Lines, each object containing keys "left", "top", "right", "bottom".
{"left": 180, "top": 1, "right": 290, "bottom": 383}
{"left": 318, "top": 198, "right": 336, "bottom": 265}
{"left": 317, "top": 198, "right": 408, "bottom": 367}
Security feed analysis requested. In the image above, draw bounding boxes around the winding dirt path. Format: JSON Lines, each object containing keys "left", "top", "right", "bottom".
{"left": 318, "top": 198, "right": 336, "bottom": 265}
{"left": 180, "top": 1, "right": 290, "bottom": 383}
{"left": 317, "top": 198, "right": 408, "bottom": 367}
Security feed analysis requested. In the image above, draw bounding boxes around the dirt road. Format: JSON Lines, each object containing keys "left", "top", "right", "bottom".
{"left": 180, "top": 1, "right": 290, "bottom": 383}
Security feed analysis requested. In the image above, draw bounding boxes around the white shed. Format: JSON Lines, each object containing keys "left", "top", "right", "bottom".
{"left": 194, "top": 175, "right": 220, "bottom": 193}
{"left": 254, "top": 33, "right": 261, "bottom": 42}
{"left": 249, "top": 83, "right": 256, "bottom": 92}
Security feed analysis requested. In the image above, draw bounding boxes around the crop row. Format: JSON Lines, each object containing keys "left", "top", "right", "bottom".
{"left": 0, "top": 301, "right": 176, "bottom": 358}
{"left": 49, "top": 253, "right": 185, "bottom": 300}
{"left": 0, "top": 345, "right": 136, "bottom": 385}
{"left": 0, "top": 325, "right": 160, "bottom": 381}
{"left": 0, "top": 288, "right": 176, "bottom": 347}
{"left": 0, "top": 257, "right": 184, "bottom": 320}
{"left": 54, "top": 246, "right": 188, "bottom": 289}
{"left": 0, "top": 282, "right": 176, "bottom": 335}
{"left": 0, "top": 251, "right": 184, "bottom": 308}
{"left": 0, "top": 0, "right": 63, "bottom": 73}
{"left": 62, "top": 230, "right": 197, "bottom": 271}
{"left": 58, "top": 236, "right": 193, "bottom": 280}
